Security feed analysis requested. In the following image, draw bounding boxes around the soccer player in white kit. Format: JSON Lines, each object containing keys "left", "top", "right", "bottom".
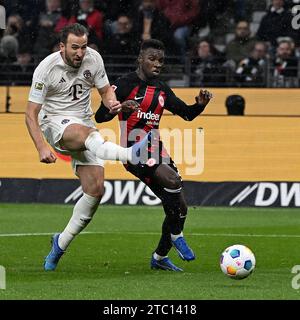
{"left": 25, "top": 23, "right": 148, "bottom": 271}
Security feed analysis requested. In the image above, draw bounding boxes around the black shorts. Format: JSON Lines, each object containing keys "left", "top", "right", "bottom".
{"left": 124, "top": 158, "right": 180, "bottom": 198}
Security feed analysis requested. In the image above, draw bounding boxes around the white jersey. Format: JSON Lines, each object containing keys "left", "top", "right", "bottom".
{"left": 29, "top": 47, "right": 109, "bottom": 119}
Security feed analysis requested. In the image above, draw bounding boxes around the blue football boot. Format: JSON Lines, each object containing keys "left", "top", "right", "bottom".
{"left": 150, "top": 255, "right": 183, "bottom": 272}
{"left": 172, "top": 236, "right": 195, "bottom": 261}
{"left": 44, "top": 233, "right": 65, "bottom": 271}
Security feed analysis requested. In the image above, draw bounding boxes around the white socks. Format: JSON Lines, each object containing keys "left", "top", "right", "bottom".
{"left": 153, "top": 252, "right": 167, "bottom": 260}
{"left": 171, "top": 232, "right": 183, "bottom": 242}
{"left": 84, "top": 131, "right": 132, "bottom": 162}
{"left": 58, "top": 193, "right": 100, "bottom": 250}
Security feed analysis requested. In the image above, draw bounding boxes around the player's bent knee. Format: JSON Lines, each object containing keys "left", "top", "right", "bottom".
{"left": 78, "top": 127, "right": 97, "bottom": 148}
{"left": 62, "top": 125, "right": 97, "bottom": 151}
{"left": 84, "top": 181, "right": 104, "bottom": 199}
{"left": 167, "top": 174, "right": 182, "bottom": 190}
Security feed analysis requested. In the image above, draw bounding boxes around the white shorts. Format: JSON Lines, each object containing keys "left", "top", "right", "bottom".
{"left": 39, "top": 112, "right": 104, "bottom": 172}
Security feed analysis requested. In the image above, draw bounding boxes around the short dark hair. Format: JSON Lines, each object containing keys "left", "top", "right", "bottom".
{"left": 59, "top": 23, "right": 89, "bottom": 44}
{"left": 225, "top": 95, "right": 245, "bottom": 115}
{"left": 140, "top": 39, "right": 165, "bottom": 52}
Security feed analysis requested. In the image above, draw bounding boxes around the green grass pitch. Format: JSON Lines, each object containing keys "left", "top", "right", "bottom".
{"left": 0, "top": 203, "right": 299, "bottom": 300}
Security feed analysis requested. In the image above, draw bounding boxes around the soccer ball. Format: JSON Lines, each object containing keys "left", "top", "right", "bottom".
{"left": 220, "top": 244, "right": 256, "bottom": 280}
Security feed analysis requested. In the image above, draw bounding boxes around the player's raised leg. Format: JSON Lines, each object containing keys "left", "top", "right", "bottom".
{"left": 44, "top": 165, "right": 103, "bottom": 271}
{"left": 61, "top": 124, "right": 151, "bottom": 164}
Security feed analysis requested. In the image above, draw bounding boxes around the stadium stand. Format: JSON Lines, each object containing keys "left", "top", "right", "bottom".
{"left": 1, "top": 0, "right": 300, "bottom": 89}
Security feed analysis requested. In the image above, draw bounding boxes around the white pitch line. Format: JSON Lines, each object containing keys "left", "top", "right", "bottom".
{"left": 0, "top": 231, "right": 299, "bottom": 238}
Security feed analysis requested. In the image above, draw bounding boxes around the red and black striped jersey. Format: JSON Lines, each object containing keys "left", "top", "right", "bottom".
{"left": 95, "top": 71, "right": 206, "bottom": 150}
{"left": 115, "top": 72, "right": 170, "bottom": 147}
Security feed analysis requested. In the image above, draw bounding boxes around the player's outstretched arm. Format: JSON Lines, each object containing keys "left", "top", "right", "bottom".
{"left": 25, "top": 101, "right": 57, "bottom": 164}
{"left": 97, "top": 84, "right": 122, "bottom": 112}
{"left": 95, "top": 102, "right": 116, "bottom": 123}
{"left": 95, "top": 83, "right": 139, "bottom": 123}
{"left": 95, "top": 99, "right": 139, "bottom": 123}
{"left": 166, "top": 88, "right": 213, "bottom": 121}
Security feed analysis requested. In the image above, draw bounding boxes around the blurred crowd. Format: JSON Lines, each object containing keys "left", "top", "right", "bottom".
{"left": 0, "top": 0, "right": 300, "bottom": 87}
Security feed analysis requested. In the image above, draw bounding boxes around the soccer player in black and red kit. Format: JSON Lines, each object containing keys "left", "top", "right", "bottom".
{"left": 95, "top": 39, "right": 212, "bottom": 271}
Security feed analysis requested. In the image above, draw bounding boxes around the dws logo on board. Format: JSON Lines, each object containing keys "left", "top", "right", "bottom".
{"left": 65, "top": 180, "right": 161, "bottom": 205}
{"left": 230, "top": 183, "right": 300, "bottom": 207}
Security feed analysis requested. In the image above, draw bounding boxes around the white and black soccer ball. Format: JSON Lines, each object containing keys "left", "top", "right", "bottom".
{"left": 220, "top": 244, "right": 256, "bottom": 280}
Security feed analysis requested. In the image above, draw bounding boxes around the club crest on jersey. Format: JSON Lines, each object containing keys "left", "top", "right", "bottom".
{"left": 158, "top": 95, "right": 165, "bottom": 107}
{"left": 83, "top": 70, "right": 92, "bottom": 79}
{"left": 61, "top": 119, "right": 70, "bottom": 125}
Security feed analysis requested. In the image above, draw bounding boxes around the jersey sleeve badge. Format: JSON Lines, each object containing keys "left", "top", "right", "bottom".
{"left": 83, "top": 70, "right": 92, "bottom": 79}
{"left": 34, "top": 82, "right": 44, "bottom": 90}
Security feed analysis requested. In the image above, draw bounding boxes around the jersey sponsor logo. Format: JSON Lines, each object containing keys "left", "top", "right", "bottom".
{"left": 68, "top": 84, "right": 83, "bottom": 101}
{"left": 61, "top": 119, "right": 70, "bottom": 125}
{"left": 34, "top": 82, "right": 44, "bottom": 90}
{"left": 158, "top": 94, "right": 165, "bottom": 107}
{"left": 83, "top": 70, "right": 92, "bottom": 79}
{"left": 137, "top": 109, "right": 160, "bottom": 121}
